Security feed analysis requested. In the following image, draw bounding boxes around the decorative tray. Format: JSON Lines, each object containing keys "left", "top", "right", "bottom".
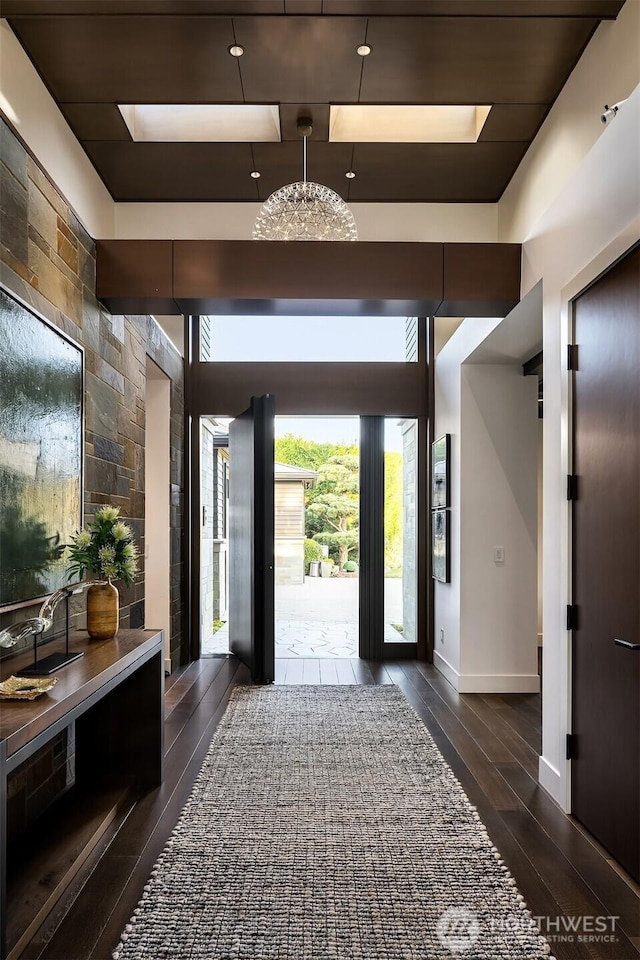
{"left": 0, "top": 675, "right": 58, "bottom": 701}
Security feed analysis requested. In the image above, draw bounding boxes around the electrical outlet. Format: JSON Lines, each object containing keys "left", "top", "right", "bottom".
{"left": 493, "top": 546, "right": 505, "bottom": 564}
{"left": 440, "top": 628, "right": 445, "bottom": 643}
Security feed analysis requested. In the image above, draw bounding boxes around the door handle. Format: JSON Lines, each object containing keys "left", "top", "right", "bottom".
{"left": 614, "top": 638, "right": 640, "bottom": 650}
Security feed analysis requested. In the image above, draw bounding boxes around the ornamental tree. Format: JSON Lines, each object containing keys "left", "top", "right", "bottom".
{"left": 305, "top": 454, "right": 359, "bottom": 567}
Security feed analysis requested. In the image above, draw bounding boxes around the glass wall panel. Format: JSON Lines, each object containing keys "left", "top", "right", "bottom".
{"left": 384, "top": 418, "right": 417, "bottom": 643}
{"left": 199, "top": 316, "right": 414, "bottom": 362}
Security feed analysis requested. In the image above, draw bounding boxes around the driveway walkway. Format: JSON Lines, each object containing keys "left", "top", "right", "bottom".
{"left": 201, "top": 577, "right": 404, "bottom": 658}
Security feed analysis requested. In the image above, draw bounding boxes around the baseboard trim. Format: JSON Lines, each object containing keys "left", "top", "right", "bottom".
{"left": 539, "top": 754, "right": 568, "bottom": 811}
{"left": 457, "top": 673, "right": 541, "bottom": 694}
{"left": 433, "top": 650, "right": 460, "bottom": 689}
{"left": 432, "top": 652, "right": 541, "bottom": 693}
{"left": 164, "top": 656, "right": 172, "bottom": 675}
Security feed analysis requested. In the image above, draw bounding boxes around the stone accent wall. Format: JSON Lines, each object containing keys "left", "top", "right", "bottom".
{"left": 0, "top": 116, "right": 185, "bottom": 839}
{"left": 0, "top": 117, "right": 185, "bottom": 664}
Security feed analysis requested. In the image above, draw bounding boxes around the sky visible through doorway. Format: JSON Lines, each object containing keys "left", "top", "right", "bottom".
{"left": 276, "top": 417, "right": 404, "bottom": 453}
{"left": 207, "top": 315, "right": 407, "bottom": 363}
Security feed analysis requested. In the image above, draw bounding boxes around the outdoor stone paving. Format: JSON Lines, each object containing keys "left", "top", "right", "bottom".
{"left": 201, "top": 577, "right": 404, "bottom": 658}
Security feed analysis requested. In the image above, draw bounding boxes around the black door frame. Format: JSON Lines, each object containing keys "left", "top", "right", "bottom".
{"left": 183, "top": 315, "right": 431, "bottom": 665}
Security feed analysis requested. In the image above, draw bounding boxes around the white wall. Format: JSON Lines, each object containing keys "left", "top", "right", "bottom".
{"left": 498, "top": 0, "right": 640, "bottom": 246}
{"left": 537, "top": 421, "right": 543, "bottom": 642}
{"left": 145, "top": 365, "right": 172, "bottom": 671}
{"left": 459, "top": 365, "right": 538, "bottom": 690}
{"left": 434, "top": 321, "right": 539, "bottom": 693}
{"left": 496, "top": 0, "right": 640, "bottom": 810}
{"left": 433, "top": 317, "right": 501, "bottom": 683}
{"left": 0, "top": 19, "right": 114, "bottom": 239}
{"left": 115, "top": 201, "right": 497, "bottom": 243}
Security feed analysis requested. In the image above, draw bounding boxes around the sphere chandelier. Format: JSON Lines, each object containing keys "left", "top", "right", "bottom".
{"left": 253, "top": 118, "right": 358, "bottom": 242}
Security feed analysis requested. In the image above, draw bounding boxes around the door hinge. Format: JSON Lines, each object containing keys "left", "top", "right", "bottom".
{"left": 567, "top": 344, "right": 577, "bottom": 371}
{"left": 567, "top": 474, "right": 578, "bottom": 500}
{"left": 566, "top": 734, "right": 576, "bottom": 760}
{"left": 566, "top": 604, "right": 579, "bottom": 630}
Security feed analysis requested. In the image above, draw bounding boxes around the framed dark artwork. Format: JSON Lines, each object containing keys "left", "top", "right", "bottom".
{"left": 432, "top": 508, "right": 450, "bottom": 584}
{"left": 0, "top": 288, "right": 83, "bottom": 608}
{"left": 431, "top": 433, "right": 450, "bottom": 510}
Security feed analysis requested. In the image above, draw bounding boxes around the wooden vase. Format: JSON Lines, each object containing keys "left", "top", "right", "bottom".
{"left": 86, "top": 582, "right": 119, "bottom": 640}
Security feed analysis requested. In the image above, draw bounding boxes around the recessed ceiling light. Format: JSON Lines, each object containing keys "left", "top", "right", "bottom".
{"left": 250, "top": 170, "right": 261, "bottom": 179}
{"left": 356, "top": 44, "right": 372, "bottom": 57}
{"left": 229, "top": 44, "right": 244, "bottom": 57}
{"left": 345, "top": 170, "right": 356, "bottom": 179}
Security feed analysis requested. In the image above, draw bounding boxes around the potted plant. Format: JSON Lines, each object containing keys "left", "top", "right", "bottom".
{"left": 320, "top": 557, "right": 334, "bottom": 577}
{"left": 65, "top": 506, "right": 139, "bottom": 640}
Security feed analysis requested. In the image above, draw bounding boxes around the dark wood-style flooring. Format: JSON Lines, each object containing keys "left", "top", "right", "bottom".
{"left": 20, "top": 658, "right": 640, "bottom": 960}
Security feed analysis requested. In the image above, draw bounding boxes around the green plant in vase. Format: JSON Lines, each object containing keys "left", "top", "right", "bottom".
{"left": 66, "top": 506, "right": 139, "bottom": 640}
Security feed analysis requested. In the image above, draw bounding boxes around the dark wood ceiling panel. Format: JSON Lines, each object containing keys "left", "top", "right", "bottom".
{"left": 172, "top": 239, "right": 444, "bottom": 304}
{"left": 60, "top": 103, "right": 132, "bottom": 141}
{"left": 10, "top": 16, "right": 243, "bottom": 102}
{"left": 360, "top": 16, "right": 597, "bottom": 103}
{"left": 284, "top": 0, "right": 322, "bottom": 12}
{"left": 478, "top": 104, "right": 550, "bottom": 141}
{"left": 3, "top": 2, "right": 285, "bottom": 13}
{"left": 5, "top": 2, "right": 622, "bottom": 204}
{"left": 233, "top": 16, "right": 366, "bottom": 103}
{"left": 322, "top": 1, "right": 624, "bottom": 16}
{"left": 251, "top": 142, "right": 354, "bottom": 200}
{"left": 3, "top": 1, "right": 625, "bottom": 14}
{"left": 279, "top": 104, "right": 330, "bottom": 140}
{"left": 83, "top": 142, "right": 257, "bottom": 200}
{"left": 349, "top": 142, "right": 530, "bottom": 201}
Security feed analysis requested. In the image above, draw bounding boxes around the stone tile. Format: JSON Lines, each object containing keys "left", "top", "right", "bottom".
{"left": 51, "top": 249, "right": 82, "bottom": 291}
{"left": 78, "top": 242, "right": 95, "bottom": 291}
{"left": 0, "top": 124, "right": 26, "bottom": 187}
{"left": 93, "top": 436, "right": 124, "bottom": 465}
{"left": 82, "top": 293, "right": 102, "bottom": 353}
{"left": 28, "top": 180, "right": 58, "bottom": 249}
{"left": 27, "top": 156, "right": 67, "bottom": 219}
{"left": 57, "top": 218, "right": 79, "bottom": 273}
{"left": 1, "top": 164, "right": 28, "bottom": 267}
{"left": 110, "top": 315, "right": 125, "bottom": 342}
{"left": 87, "top": 350, "right": 125, "bottom": 395}
{"left": 28, "top": 238, "right": 82, "bottom": 325}
{"left": 85, "top": 454, "right": 118, "bottom": 498}
{"left": 0, "top": 244, "right": 33, "bottom": 284}
{"left": 64, "top": 204, "right": 93, "bottom": 256}
{"left": 85, "top": 370, "right": 120, "bottom": 441}
{"left": 28, "top": 223, "right": 51, "bottom": 258}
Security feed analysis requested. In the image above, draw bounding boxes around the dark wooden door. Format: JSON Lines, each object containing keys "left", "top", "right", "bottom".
{"left": 572, "top": 244, "right": 639, "bottom": 881}
{"left": 229, "top": 395, "right": 275, "bottom": 683}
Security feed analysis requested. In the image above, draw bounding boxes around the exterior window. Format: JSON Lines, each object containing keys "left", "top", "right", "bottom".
{"left": 199, "top": 316, "right": 416, "bottom": 362}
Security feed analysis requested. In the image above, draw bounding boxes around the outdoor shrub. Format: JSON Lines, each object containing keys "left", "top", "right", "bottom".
{"left": 304, "top": 538, "right": 324, "bottom": 570}
{"left": 343, "top": 560, "right": 358, "bottom": 572}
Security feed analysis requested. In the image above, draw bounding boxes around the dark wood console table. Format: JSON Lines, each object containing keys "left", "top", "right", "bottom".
{"left": 0, "top": 629, "right": 164, "bottom": 959}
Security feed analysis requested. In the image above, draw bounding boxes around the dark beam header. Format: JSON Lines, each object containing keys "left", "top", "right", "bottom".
{"left": 96, "top": 239, "right": 521, "bottom": 317}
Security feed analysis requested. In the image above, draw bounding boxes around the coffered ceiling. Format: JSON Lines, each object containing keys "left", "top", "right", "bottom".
{"left": 4, "top": 0, "right": 625, "bottom": 203}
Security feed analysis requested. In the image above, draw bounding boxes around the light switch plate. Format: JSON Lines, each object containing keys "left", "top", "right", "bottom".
{"left": 494, "top": 546, "right": 505, "bottom": 563}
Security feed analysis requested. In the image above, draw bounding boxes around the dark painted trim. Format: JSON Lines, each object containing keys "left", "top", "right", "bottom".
{"left": 426, "top": 316, "right": 436, "bottom": 663}
{"left": 359, "top": 417, "right": 384, "bottom": 660}
{"left": 523, "top": 350, "right": 543, "bottom": 377}
{"left": 416, "top": 317, "right": 429, "bottom": 661}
